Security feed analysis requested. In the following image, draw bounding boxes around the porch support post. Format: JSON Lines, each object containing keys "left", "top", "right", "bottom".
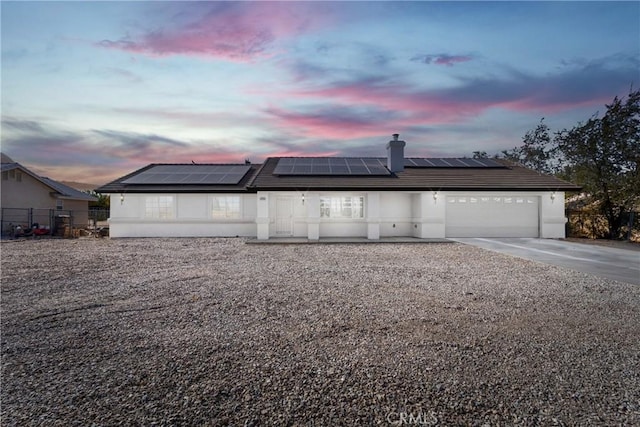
{"left": 540, "top": 191, "right": 566, "bottom": 238}
{"left": 415, "top": 191, "right": 445, "bottom": 238}
{"left": 367, "top": 191, "right": 380, "bottom": 240}
{"left": 306, "top": 192, "right": 320, "bottom": 240}
{"left": 256, "top": 191, "right": 270, "bottom": 240}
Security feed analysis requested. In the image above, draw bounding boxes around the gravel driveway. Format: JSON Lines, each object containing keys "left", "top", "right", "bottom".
{"left": 2, "top": 238, "right": 639, "bottom": 426}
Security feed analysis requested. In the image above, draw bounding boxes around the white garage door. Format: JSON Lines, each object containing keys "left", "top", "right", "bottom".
{"left": 445, "top": 195, "right": 539, "bottom": 237}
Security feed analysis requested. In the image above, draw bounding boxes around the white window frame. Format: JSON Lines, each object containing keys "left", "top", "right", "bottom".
{"left": 145, "top": 196, "right": 175, "bottom": 219}
{"left": 210, "top": 195, "right": 241, "bottom": 219}
{"left": 320, "top": 196, "right": 365, "bottom": 219}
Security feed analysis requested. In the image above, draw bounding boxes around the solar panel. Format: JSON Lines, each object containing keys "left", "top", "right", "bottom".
{"left": 273, "top": 158, "right": 391, "bottom": 176}
{"left": 405, "top": 158, "right": 429, "bottom": 167}
{"left": 404, "top": 158, "right": 506, "bottom": 168}
{"left": 330, "top": 166, "right": 350, "bottom": 174}
{"left": 271, "top": 156, "right": 507, "bottom": 175}
{"left": 312, "top": 165, "right": 331, "bottom": 174}
{"left": 447, "top": 159, "right": 466, "bottom": 167}
{"left": 349, "top": 165, "right": 369, "bottom": 174}
{"left": 122, "top": 164, "right": 251, "bottom": 184}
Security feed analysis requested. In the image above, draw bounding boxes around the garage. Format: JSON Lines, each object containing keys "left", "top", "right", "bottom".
{"left": 445, "top": 195, "right": 539, "bottom": 237}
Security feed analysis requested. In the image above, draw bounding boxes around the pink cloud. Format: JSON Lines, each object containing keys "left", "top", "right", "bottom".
{"left": 287, "top": 81, "right": 485, "bottom": 126}
{"left": 98, "top": 3, "right": 331, "bottom": 62}
{"left": 278, "top": 60, "right": 632, "bottom": 134}
{"left": 267, "top": 149, "right": 338, "bottom": 158}
{"left": 265, "top": 106, "right": 399, "bottom": 139}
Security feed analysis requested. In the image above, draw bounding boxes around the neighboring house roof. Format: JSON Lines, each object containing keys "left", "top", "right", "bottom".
{"left": 39, "top": 176, "right": 98, "bottom": 201}
{"left": 1, "top": 153, "right": 16, "bottom": 163}
{"left": 96, "top": 163, "right": 262, "bottom": 194}
{"left": 1, "top": 162, "right": 98, "bottom": 202}
{"left": 97, "top": 157, "right": 580, "bottom": 193}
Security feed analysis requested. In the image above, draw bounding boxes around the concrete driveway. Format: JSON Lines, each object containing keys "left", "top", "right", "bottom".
{"left": 452, "top": 238, "right": 640, "bottom": 285}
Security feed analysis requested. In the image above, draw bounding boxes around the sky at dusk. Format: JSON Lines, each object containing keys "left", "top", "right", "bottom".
{"left": 1, "top": 1, "right": 639, "bottom": 185}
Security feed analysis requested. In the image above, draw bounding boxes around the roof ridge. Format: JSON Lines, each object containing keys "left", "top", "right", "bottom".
{"left": 246, "top": 159, "right": 272, "bottom": 188}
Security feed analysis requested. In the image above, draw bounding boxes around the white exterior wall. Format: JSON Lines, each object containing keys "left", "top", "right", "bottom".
{"left": 379, "top": 192, "right": 413, "bottom": 237}
{"left": 540, "top": 191, "right": 567, "bottom": 238}
{"left": 108, "top": 193, "right": 257, "bottom": 238}
{"left": 412, "top": 191, "right": 446, "bottom": 238}
{"left": 107, "top": 190, "right": 567, "bottom": 239}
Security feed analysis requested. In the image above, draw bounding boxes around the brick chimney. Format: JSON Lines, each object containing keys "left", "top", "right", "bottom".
{"left": 386, "top": 133, "right": 406, "bottom": 173}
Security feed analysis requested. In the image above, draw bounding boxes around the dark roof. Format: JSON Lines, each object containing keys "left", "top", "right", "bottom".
{"left": 1, "top": 153, "right": 16, "bottom": 163}
{"left": 2, "top": 162, "right": 97, "bottom": 201}
{"left": 248, "top": 157, "right": 581, "bottom": 191}
{"left": 96, "top": 158, "right": 581, "bottom": 193}
{"left": 96, "top": 163, "right": 262, "bottom": 193}
{"left": 39, "top": 177, "right": 98, "bottom": 201}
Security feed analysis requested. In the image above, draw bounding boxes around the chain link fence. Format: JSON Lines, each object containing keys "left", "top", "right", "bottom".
{"left": 1, "top": 208, "right": 109, "bottom": 238}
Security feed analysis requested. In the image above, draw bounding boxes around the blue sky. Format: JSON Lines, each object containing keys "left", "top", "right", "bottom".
{"left": 2, "top": 1, "right": 638, "bottom": 184}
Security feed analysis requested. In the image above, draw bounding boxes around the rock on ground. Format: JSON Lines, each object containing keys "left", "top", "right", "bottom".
{"left": 1, "top": 238, "right": 639, "bottom": 426}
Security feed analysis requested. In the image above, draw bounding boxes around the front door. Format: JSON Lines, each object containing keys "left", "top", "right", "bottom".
{"left": 275, "top": 197, "right": 294, "bottom": 236}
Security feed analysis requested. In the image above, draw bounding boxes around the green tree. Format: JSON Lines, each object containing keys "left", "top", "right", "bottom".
{"left": 472, "top": 151, "right": 488, "bottom": 159}
{"left": 88, "top": 192, "right": 110, "bottom": 209}
{"left": 501, "top": 118, "right": 554, "bottom": 174}
{"left": 555, "top": 89, "right": 640, "bottom": 239}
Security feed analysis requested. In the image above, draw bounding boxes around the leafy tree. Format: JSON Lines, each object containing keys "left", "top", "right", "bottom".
{"left": 555, "top": 89, "right": 640, "bottom": 239}
{"left": 501, "top": 118, "right": 555, "bottom": 174}
{"left": 490, "top": 89, "right": 639, "bottom": 239}
{"left": 472, "top": 151, "right": 488, "bottom": 159}
{"left": 88, "top": 192, "right": 110, "bottom": 209}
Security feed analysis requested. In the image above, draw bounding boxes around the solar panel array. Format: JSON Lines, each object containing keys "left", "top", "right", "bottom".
{"left": 122, "top": 164, "right": 252, "bottom": 185}
{"left": 273, "top": 158, "right": 392, "bottom": 176}
{"left": 404, "top": 158, "right": 505, "bottom": 168}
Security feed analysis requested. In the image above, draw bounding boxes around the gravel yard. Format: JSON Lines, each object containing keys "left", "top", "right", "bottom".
{"left": 1, "top": 238, "right": 639, "bottom": 426}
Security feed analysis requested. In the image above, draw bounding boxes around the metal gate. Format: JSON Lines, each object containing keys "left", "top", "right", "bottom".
{"left": 275, "top": 197, "right": 293, "bottom": 236}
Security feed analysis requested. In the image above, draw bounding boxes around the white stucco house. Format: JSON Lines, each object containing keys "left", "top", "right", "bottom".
{"left": 96, "top": 136, "right": 581, "bottom": 239}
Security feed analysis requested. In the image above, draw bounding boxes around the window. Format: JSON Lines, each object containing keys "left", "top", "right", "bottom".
{"left": 9, "top": 170, "right": 15, "bottom": 179}
{"left": 145, "top": 196, "right": 174, "bottom": 219}
{"left": 211, "top": 196, "right": 241, "bottom": 219}
{"left": 1, "top": 171, "right": 7, "bottom": 181}
{"left": 16, "top": 172, "right": 22, "bottom": 182}
{"left": 56, "top": 199, "right": 64, "bottom": 210}
{"left": 320, "top": 196, "right": 364, "bottom": 219}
